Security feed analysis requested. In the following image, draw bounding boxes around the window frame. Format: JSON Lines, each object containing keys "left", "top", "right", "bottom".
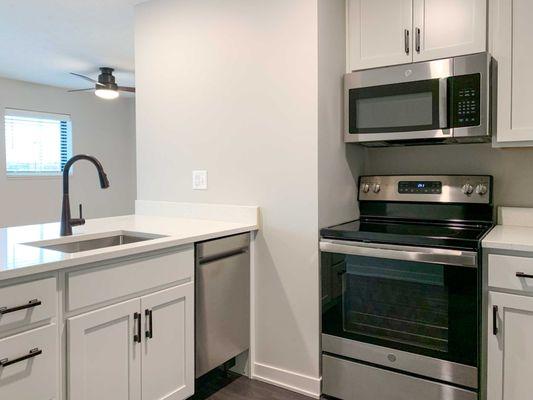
{"left": 4, "top": 108, "right": 73, "bottom": 178}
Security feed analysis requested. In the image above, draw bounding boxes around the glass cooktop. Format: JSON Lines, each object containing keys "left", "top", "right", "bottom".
{"left": 320, "top": 219, "right": 493, "bottom": 250}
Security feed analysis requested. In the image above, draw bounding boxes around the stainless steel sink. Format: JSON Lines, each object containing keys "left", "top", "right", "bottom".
{"left": 27, "top": 232, "right": 166, "bottom": 254}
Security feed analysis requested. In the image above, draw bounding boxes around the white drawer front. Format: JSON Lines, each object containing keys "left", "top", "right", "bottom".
{"left": 67, "top": 246, "right": 194, "bottom": 311}
{"left": 0, "top": 324, "right": 58, "bottom": 400}
{"left": 489, "top": 254, "right": 533, "bottom": 293}
{"left": 0, "top": 277, "right": 57, "bottom": 333}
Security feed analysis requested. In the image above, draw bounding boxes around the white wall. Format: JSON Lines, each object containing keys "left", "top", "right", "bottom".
{"left": 135, "top": 0, "right": 322, "bottom": 395}
{"left": 0, "top": 77, "right": 136, "bottom": 227}
{"left": 363, "top": 143, "right": 533, "bottom": 209}
{"left": 318, "top": 0, "right": 363, "bottom": 229}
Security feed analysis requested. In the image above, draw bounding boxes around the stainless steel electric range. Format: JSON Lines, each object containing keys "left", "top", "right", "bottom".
{"left": 320, "top": 175, "right": 494, "bottom": 400}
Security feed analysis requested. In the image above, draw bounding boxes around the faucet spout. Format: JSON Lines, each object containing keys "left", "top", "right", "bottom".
{"left": 60, "top": 155, "right": 110, "bottom": 236}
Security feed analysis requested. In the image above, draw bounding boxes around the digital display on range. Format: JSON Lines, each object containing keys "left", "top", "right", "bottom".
{"left": 399, "top": 181, "right": 442, "bottom": 194}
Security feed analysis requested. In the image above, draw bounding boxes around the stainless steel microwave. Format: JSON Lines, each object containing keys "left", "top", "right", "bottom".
{"left": 344, "top": 52, "right": 491, "bottom": 146}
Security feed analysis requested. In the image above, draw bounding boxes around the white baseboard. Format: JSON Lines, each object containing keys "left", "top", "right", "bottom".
{"left": 252, "top": 362, "right": 321, "bottom": 399}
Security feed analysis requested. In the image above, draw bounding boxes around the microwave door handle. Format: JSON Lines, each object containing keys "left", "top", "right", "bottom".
{"left": 439, "top": 78, "right": 449, "bottom": 129}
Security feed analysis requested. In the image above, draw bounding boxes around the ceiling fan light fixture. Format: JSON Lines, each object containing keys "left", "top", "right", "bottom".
{"left": 95, "top": 88, "right": 120, "bottom": 99}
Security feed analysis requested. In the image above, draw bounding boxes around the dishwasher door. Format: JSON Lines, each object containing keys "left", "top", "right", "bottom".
{"left": 195, "top": 234, "right": 250, "bottom": 378}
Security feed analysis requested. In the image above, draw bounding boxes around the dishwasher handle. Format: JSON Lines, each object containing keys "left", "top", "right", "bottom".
{"left": 197, "top": 233, "right": 250, "bottom": 264}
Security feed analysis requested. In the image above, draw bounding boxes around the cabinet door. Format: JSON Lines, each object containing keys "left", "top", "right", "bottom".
{"left": 413, "top": 0, "right": 486, "bottom": 62}
{"left": 141, "top": 283, "right": 194, "bottom": 400}
{"left": 492, "top": 0, "right": 533, "bottom": 144}
{"left": 68, "top": 298, "right": 141, "bottom": 400}
{"left": 487, "top": 292, "right": 533, "bottom": 400}
{"left": 347, "top": 0, "right": 413, "bottom": 71}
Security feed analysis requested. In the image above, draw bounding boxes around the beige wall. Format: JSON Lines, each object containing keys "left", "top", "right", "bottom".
{"left": 135, "top": 0, "right": 322, "bottom": 391}
{"left": 364, "top": 143, "right": 533, "bottom": 208}
{"left": 0, "top": 77, "right": 136, "bottom": 227}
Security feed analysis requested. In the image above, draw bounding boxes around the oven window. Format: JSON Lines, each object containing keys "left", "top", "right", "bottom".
{"left": 355, "top": 92, "right": 433, "bottom": 129}
{"left": 349, "top": 79, "right": 442, "bottom": 134}
{"left": 322, "top": 253, "right": 477, "bottom": 366}
{"left": 343, "top": 258, "right": 449, "bottom": 353}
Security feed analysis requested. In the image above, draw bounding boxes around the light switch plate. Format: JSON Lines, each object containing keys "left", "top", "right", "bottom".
{"left": 192, "top": 170, "right": 208, "bottom": 190}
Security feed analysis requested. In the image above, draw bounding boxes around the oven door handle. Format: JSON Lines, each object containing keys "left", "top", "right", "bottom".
{"left": 320, "top": 239, "right": 477, "bottom": 268}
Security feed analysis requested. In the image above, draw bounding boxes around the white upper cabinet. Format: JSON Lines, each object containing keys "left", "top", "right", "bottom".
{"left": 347, "top": 0, "right": 487, "bottom": 71}
{"left": 413, "top": 0, "right": 487, "bottom": 62}
{"left": 491, "top": 0, "right": 533, "bottom": 145}
{"left": 347, "top": 0, "right": 413, "bottom": 71}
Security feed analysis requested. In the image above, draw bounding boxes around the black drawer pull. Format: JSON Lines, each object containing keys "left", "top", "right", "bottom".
{"left": 134, "top": 312, "right": 141, "bottom": 343}
{"left": 516, "top": 272, "right": 533, "bottom": 279}
{"left": 493, "top": 305, "right": 499, "bottom": 335}
{"left": 0, "top": 299, "right": 42, "bottom": 315}
{"left": 0, "top": 348, "right": 42, "bottom": 367}
{"left": 145, "top": 309, "right": 153, "bottom": 339}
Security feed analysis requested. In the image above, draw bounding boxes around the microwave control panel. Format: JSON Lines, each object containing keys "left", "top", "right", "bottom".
{"left": 451, "top": 73, "right": 481, "bottom": 128}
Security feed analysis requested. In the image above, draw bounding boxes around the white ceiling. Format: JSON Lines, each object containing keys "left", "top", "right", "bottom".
{"left": 0, "top": 0, "right": 141, "bottom": 89}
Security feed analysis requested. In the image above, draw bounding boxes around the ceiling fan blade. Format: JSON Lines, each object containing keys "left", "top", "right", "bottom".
{"left": 68, "top": 88, "right": 95, "bottom": 92}
{"left": 70, "top": 72, "right": 104, "bottom": 86}
{"left": 118, "top": 86, "right": 136, "bottom": 93}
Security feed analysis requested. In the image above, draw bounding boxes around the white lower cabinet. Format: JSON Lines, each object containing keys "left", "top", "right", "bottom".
{"left": 68, "top": 283, "right": 194, "bottom": 400}
{"left": 68, "top": 298, "right": 142, "bottom": 400}
{"left": 141, "top": 284, "right": 194, "bottom": 400}
{"left": 487, "top": 291, "right": 533, "bottom": 400}
{"left": 0, "top": 324, "right": 58, "bottom": 400}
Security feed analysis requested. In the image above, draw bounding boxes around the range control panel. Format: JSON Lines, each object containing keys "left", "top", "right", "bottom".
{"left": 398, "top": 181, "right": 442, "bottom": 194}
{"left": 451, "top": 74, "right": 481, "bottom": 128}
{"left": 359, "top": 175, "right": 492, "bottom": 204}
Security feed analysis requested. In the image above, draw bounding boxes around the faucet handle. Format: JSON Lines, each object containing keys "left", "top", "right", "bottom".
{"left": 70, "top": 204, "right": 86, "bottom": 227}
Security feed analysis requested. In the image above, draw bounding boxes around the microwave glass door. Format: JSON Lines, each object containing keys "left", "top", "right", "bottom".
{"left": 348, "top": 79, "right": 444, "bottom": 134}
{"left": 321, "top": 252, "right": 477, "bottom": 367}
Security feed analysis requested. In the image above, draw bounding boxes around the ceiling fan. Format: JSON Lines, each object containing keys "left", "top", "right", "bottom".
{"left": 69, "top": 67, "right": 135, "bottom": 99}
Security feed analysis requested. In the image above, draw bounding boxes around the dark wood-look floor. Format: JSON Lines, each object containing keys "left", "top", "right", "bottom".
{"left": 191, "top": 370, "right": 313, "bottom": 400}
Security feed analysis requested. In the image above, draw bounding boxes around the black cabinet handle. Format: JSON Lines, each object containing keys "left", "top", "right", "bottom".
{"left": 134, "top": 312, "right": 141, "bottom": 343}
{"left": 516, "top": 272, "right": 533, "bottom": 279}
{"left": 0, "top": 299, "right": 42, "bottom": 315}
{"left": 493, "top": 305, "right": 499, "bottom": 335}
{"left": 415, "top": 27, "right": 421, "bottom": 53}
{"left": 0, "top": 348, "right": 42, "bottom": 367}
{"left": 145, "top": 309, "right": 153, "bottom": 339}
{"left": 404, "top": 29, "right": 410, "bottom": 55}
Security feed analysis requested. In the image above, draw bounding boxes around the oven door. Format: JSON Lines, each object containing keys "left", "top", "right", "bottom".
{"left": 320, "top": 239, "right": 479, "bottom": 389}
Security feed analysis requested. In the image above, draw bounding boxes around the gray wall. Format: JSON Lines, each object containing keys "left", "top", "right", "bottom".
{"left": 135, "top": 0, "right": 322, "bottom": 385}
{"left": 318, "top": 0, "right": 363, "bottom": 229}
{"left": 0, "top": 77, "right": 136, "bottom": 227}
{"left": 364, "top": 143, "right": 533, "bottom": 207}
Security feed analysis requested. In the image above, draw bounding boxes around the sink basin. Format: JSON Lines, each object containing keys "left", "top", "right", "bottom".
{"left": 27, "top": 231, "right": 166, "bottom": 254}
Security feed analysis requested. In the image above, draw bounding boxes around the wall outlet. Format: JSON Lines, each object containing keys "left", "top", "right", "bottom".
{"left": 192, "top": 170, "right": 208, "bottom": 190}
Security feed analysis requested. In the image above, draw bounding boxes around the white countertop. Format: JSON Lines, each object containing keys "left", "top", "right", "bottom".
{"left": 0, "top": 214, "right": 258, "bottom": 281}
{"left": 483, "top": 207, "right": 533, "bottom": 253}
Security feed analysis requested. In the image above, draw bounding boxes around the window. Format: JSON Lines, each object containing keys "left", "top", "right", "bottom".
{"left": 4, "top": 108, "right": 72, "bottom": 176}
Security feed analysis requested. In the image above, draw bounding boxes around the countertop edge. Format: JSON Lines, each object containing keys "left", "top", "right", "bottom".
{"left": 0, "top": 224, "right": 258, "bottom": 282}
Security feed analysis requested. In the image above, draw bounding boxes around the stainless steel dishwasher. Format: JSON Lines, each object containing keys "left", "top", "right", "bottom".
{"left": 195, "top": 233, "right": 250, "bottom": 378}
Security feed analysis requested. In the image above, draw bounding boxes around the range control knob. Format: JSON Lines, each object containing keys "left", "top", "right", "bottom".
{"left": 372, "top": 183, "right": 381, "bottom": 193}
{"left": 362, "top": 183, "right": 370, "bottom": 193}
{"left": 475, "top": 184, "right": 488, "bottom": 196}
{"left": 462, "top": 183, "right": 474, "bottom": 195}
